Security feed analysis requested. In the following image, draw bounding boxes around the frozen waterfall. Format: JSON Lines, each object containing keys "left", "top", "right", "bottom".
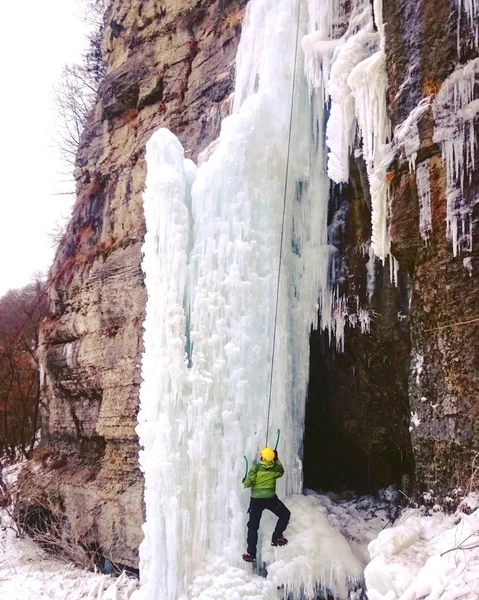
{"left": 135, "top": 0, "right": 392, "bottom": 599}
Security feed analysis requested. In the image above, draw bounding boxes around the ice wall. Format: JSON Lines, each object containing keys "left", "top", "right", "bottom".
{"left": 136, "top": 0, "right": 392, "bottom": 599}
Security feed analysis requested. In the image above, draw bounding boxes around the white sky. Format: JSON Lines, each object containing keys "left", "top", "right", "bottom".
{"left": 0, "top": 0, "right": 89, "bottom": 297}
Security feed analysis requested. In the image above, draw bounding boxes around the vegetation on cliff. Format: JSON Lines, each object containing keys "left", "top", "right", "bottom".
{"left": 0, "top": 279, "right": 47, "bottom": 460}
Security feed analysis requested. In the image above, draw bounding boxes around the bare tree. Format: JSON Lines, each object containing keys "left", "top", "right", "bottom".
{"left": 53, "top": 0, "right": 108, "bottom": 173}
{"left": 83, "top": 0, "right": 108, "bottom": 85}
{"left": 0, "top": 278, "right": 48, "bottom": 460}
{"left": 48, "top": 213, "right": 72, "bottom": 250}
{"left": 54, "top": 64, "right": 98, "bottom": 167}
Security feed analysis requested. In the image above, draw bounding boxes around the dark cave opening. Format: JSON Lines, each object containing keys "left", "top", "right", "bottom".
{"left": 303, "top": 275, "right": 414, "bottom": 497}
{"left": 302, "top": 163, "right": 415, "bottom": 496}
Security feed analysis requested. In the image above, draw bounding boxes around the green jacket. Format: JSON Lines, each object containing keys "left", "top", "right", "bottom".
{"left": 243, "top": 459, "right": 284, "bottom": 498}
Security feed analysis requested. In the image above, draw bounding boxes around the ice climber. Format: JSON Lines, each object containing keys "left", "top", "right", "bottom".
{"left": 242, "top": 447, "right": 291, "bottom": 563}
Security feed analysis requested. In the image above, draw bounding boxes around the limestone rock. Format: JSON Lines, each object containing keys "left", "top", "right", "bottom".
{"left": 36, "top": 0, "right": 248, "bottom": 568}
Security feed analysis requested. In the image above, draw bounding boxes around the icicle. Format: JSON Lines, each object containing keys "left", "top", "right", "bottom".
{"left": 303, "top": 1, "right": 393, "bottom": 261}
{"left": 306, "top": 0, "right": 341, "bottom": 38}
{"left": 394, "top": 97, "right": 432, "bottom": 171}
{"left": 301, "top": 35, "right": 341, "bottom": 95}
{"left": 325, "top": 25, "right": 379, "bottom": 183}
{"left": 389, "top": 255, "right": 399, "bottom": 287}
{"left": 365, "top": 242, "right": 377, "bottom": 298}
{"left": 416, "top": 159, "right": 433, "bottom": 243}
{"left": 348, "top": 49, "right": 393, "bottom": 262}
{"left": 433, "top": 57, "right": 479, "bottom": 256}
{"left": 457, "top": 0, "right": 479, "bottom": 52}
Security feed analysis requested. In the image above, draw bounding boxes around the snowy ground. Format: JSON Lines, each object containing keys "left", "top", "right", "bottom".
{"left": 0, "top": 512, "right": 138, "bottom": 599}
{"left": 1, "top": 491, "right": 479, "bottom": 599}
{"left": 184, "top": 491, "right": 389, "bottom": 600}
{"left": 153, "top": 491, "right": 392, "bottom": 600}
{"left": 365, "top": 493, "right": 479, "bottom": 600}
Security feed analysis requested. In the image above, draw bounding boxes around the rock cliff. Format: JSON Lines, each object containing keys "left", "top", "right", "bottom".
{"left": 34, "top": 0, "right": 248, "bottom": 569}
{"left": 31, "top": 0, "right": 479, "bottom": 570}
{"left": 384, "top": 0, "right": 479, "bottom": 499}
{"left": 305, "top": 0, "right": 479, "bottom": 500}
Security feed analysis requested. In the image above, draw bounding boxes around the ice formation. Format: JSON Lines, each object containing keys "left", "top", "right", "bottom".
{"left": 390, "top": 6, "right": 479, "bottom": 262}
{"left": 458, "top": 0, "right": 479, "bottom": 49}
{"left": 302, "top": 0, "right": 393, "bottom": 260}
{"left": 416, "top": 159, "right": 433, "bottom": 243}
{"left": 136, "top": 0, "right": 395, "bottom": 598}
{"left": 394, "top": 97, "right": 432, "bottom": 171}
{"left": 433, "top": 57, "right": 479, "bottom": 256}
{"left": 185, "top": 493, "right": 383, "bottom": 600}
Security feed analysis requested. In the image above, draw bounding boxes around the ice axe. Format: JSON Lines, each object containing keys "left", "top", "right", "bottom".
{"left": 273, "top": 428, "right": 280, "bottom": 452}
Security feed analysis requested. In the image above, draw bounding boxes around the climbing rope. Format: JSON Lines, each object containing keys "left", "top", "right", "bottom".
{"left": 265, "top": 1, "right": 302, "bottom": 447}
{"left": 424, "top": 316, "right": 479, "bottom": 333}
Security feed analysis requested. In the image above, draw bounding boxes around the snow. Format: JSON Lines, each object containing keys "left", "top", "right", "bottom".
{"left": 463, "top": 256, "right": 474, "bottom": 275}
{"left": 365, "top": 498, "right": 479, "bottom": 600}
{"left": 409, "top": 411, "right": 421, "bottom": 432}
{"left": 153, "top": 492, "right": 389, "bottom": 600}
{"left": 0, "top": 511, "right": 138, "bottom": 600}
{"left": 412, "top": 354, "right": 424, "bottom": 386}
{"left": 5, "top": 493, "right": 479, "bottom": 600}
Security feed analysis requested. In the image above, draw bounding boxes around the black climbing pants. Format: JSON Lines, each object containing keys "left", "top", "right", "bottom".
{"left": 246, "top": 495, "right": 290, "bottom": 558}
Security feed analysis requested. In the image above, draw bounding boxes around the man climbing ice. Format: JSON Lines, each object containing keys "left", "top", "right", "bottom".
{"left": 242, "top": 447, "right": 291, "bottom": 563}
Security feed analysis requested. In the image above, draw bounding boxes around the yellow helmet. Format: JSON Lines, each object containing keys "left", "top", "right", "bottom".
{"left": 260, "top": 447, "right": 275, "bottom": 462}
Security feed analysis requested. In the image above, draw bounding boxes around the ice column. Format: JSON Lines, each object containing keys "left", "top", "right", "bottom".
{"left": 137, "top": 0, "right": 334, "bottom": 598}
{"left": 137, "top": 131, "right": 197, "bottom": 600}
{"left": 137, "top": 0, "right": 398, "bottom": 597}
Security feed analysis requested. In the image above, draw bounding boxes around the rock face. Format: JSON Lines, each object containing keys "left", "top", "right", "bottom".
{"left": 304, "top": 155, "right": 414, "bottom": 496}
{"left": 383, "top": 0, "right": 479, "bottom": 499}
{"left": 35, "top": 0, "right": 248, "bottom": 568}
{"left": 305, "top": 0, "right": 479, "bottom": 502}
{"left": 33, "top": 0, "right": 479, "bottom": 571}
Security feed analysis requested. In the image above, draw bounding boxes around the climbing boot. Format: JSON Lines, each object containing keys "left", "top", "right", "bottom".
{"left": 271, "top": 537, "right": 288, "bottom": 547}
{"left": 242, "top": 553, "right": 256, "bottom": 563}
